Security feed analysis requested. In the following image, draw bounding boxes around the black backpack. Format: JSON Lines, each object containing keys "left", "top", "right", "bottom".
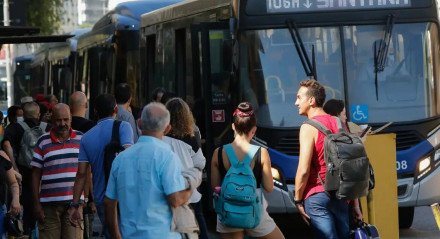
{"left": 305, "top": 117, "right": 371, "bottom": 200}
{"left": 104, "top": 120, "right": 124, "bottom": 183}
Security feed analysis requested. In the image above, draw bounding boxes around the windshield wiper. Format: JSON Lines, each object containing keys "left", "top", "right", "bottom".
{"left": 374, "top": 14, "right": 394, "bottom": 100}
{"left": 286, "top": 20, "right": 317, "bottom": 80}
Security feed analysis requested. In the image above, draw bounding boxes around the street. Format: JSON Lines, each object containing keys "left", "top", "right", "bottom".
{"left": 206, "top": 206, "right": 440, "bottom": 238}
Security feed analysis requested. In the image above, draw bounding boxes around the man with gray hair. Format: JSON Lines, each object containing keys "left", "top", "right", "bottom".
{"left": 104, "top": 102, "right": 191, "bottom": 239}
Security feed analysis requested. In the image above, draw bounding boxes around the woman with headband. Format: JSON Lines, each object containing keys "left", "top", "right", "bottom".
{"left": 211, "top": 102, "right": 285, "bottom": 239}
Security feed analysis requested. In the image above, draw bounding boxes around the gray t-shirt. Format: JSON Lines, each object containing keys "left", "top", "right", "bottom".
{"left": 116, "top": 105, "right": 140, "bottom": 142}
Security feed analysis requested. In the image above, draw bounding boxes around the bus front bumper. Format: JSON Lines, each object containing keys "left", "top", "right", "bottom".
{"left": 398, "top": 165, "right": 440, "bottom": 207}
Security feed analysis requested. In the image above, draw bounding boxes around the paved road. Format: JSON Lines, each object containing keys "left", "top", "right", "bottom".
{"left": 90, "top": 205, "right": 439, "bottom": 238}
{"left": 207, "top": 206, "right": 440, "bottom": 238}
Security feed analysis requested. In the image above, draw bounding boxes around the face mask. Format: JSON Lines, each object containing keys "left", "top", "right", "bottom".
{"left": 16, "top": 117, "right": 24, "bottom": 122}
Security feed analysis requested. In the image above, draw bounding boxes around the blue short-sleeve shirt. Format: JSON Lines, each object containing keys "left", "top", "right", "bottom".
{"left": 106, "top": 136, "right": 186, "bottom": 239}
{"left": 78, "top": 117, "right": 134, "bottom": 204}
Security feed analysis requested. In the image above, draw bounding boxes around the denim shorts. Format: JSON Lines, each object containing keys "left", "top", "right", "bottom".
{"left": 305, "top": 192, "right": 349, "bottom": 239}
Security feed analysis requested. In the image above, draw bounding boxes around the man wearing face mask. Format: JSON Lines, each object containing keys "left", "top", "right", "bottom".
{"left": 31, "top": 104, "right": 84, "bottom": 238}
{"left": 2, "top": 101, "right": 51, "bottom": 236}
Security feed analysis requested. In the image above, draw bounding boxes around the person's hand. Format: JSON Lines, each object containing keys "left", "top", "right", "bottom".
{"left": 296, "top": 203, "right": 311, "bottom": 226}
{"left": 68, "top": 207, "right": 82, "bottom": 226}
{"left": 353, "top": 206, "right": 363, "bottom": 221}
{"left": 9, "top": 199, "right": 20, "bottom": 216}
{"left": 89, "top": 202, "right": 97, "bottom": 214}
{"left": 34, "top": 203, "right": 45, "bottom": 223}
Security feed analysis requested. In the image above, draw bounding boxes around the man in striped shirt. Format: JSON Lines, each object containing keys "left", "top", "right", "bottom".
{"left": 31, "top": 103, "right": 84, "bottom": 239}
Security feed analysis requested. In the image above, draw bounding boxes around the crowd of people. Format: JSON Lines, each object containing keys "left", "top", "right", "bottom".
{"left": 0, "top": 79, "right": 366, "bottom": 239}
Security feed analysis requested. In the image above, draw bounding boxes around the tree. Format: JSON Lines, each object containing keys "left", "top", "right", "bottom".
{"left": 25, "top": 0, "right": 65, "bottom": 34}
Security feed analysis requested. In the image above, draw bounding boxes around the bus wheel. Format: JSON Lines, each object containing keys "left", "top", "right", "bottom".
{"left": 398, "top": 206, "right": 414, "bottom": 228}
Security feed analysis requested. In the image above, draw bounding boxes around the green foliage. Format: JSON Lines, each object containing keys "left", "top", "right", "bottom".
{"left": 25, "top": 0, "right": 64, "bottom": 34}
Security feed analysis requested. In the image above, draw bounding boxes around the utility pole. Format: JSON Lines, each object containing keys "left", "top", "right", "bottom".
{"left": 3, "top": 0, "right": 13, "bottom": 107}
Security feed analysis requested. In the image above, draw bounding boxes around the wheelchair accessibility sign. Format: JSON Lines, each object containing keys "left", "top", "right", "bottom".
{"left": 351, "top": 104, "right": 368, "bottom": 123}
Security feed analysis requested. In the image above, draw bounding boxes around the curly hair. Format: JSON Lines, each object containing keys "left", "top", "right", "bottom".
{"left": 165, "top": 97, "right": 195, "bottom": 138}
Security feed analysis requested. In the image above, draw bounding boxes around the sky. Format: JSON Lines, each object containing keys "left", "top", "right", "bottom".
{"left": 108, "top": 0, "right": 136, "bottom": 10}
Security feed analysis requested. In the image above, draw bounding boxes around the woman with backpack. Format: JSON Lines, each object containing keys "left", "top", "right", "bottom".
{"left": 211, "top": 102, "right": 285, "bottom": 239}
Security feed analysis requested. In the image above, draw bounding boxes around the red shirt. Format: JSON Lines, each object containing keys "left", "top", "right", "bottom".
{"left": 303, "top": 114, "right": 339, "bottom": 199}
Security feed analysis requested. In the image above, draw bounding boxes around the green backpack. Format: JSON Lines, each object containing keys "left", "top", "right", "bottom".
{"left": 214, "top": 144, "right": 263, "bottom": 229}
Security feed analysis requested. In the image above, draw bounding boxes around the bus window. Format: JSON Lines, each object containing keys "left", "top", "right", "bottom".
{"left": 240, "top": 27, "right": 344, "bottom": 128}
{"left": 344, "top": 23, "right": 438, "bottom": 123}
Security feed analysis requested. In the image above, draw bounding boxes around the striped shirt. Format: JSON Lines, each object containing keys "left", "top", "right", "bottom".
{"left": 31, "top": 129, "right": 84, "bottom": 203}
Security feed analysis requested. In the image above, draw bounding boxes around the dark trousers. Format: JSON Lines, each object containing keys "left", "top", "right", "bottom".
{"left": 18, "top": 165, "right": 36, "bottom": 235}
{"left": 190, "top": 201, "right": 208, "bottom": 239}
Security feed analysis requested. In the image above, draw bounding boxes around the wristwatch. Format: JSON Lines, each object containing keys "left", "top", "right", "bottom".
{"left": 294, "top": 198, "right": 304, "bottom": 206}
{"left": 68, "top": 202, "right": 81, "bottom": 209}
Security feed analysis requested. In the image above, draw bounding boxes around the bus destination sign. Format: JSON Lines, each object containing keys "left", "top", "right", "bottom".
{"left": 267, "top": 0, "right": 411, "bottom": 13}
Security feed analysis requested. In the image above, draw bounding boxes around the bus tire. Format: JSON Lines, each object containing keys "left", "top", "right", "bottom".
{"left": 398, "top": 206, "right": 414, "bottom": 228}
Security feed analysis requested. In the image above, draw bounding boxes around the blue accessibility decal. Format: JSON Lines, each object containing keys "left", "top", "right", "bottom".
{"left": 351, "top": 104, "right": 368, "bottom": 123}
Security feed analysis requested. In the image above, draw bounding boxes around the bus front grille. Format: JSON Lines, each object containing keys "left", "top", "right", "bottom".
{"left": 396, "top": 130, "right": 423, "bottom": 151}
{"left": 273, "top": 130, "right": 422, "bottom": 156}
{"left": 274, "top": 137, "right": 300, "bottom": 156}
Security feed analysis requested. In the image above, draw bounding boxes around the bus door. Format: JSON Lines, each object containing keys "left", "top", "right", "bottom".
{"left": 191, "top": 22, "right": 233, "bottom": 157}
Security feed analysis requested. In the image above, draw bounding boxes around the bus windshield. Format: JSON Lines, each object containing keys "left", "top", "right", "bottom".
{"left": 240, "top": 22, "right": 439, "bottom": 128}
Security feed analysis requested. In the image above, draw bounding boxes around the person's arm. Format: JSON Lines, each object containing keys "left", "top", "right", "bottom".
{"left": 72, "top": 162, "right": 88, "bottom": 204}
{"left": 353, "top": 199, "right": 363, "bottom": 220}
{"left": 260, "top": 148, "right": 274, "bottom": 193}
{"left": 3, "top": 150, "right": 20, "bottom": 216}
{"left": 6, "top": 167, "right": 20, "bottom": 215}
{"left": 294, "top": 124, "right": 316, "bottom": 224}
{"left": 3, "top": 140, "right": 18, "bottom": 171}
{"left": 31, "top": 167, "right": 45, "bottom": 222}
{"left": 210, "top": 148, "right": 221, "bottom": 190}
{"left": 104, "top": 197, "right": 121, "bottom": 239}
{"left": 162, "top": 153, "right": 188, "bottom": 207}
{"left": 295, "top": 124, "right": 316, "bottom": 200}
{"left": 119, "top": 122, "right": 134, "bottom": 149}
{"left": 30, "top": 139, "right": 45, "bottom": 222}
{"left": 167, "top": 189, "right": 192, "bottom": 208}
{"left": 68, "top": 162, "right": 88, "bottom": 225}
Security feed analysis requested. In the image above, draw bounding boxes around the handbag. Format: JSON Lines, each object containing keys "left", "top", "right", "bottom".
{"left": 351, "top": 220, "right": 380, "bottom": 239}
{"left": 4, "top": 212, "right": 24, "bottom": 237}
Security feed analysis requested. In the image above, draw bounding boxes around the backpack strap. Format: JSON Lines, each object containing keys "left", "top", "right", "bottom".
{"left": 111, "top": 120, "right": 122, "bottom": 144}
{"left": 333, "top": 116, "right": 346, "bottom": 133}
{"left": 224, "top": 144, "right": 260, "bottom": 167}
{"left": 18, "top": 121, "right": 30, "bottom": 131}
{"left": 304, "top": 119, "right": 332, "bottom": 135}
{"left": 39, "top": 122, "right": 48, "bottom": 132}
{"left": 224, "top": 144, "right": 239, "bottom": 166}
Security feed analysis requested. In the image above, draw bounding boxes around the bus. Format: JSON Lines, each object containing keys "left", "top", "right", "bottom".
{"left": 75, "top": 0, "right": 180, "bottom": 116}
{"left": 140, "top": 0, "right": 440, "bottom": 227}
{"left": 31, "top": 28, "right": 90, "bottom": 103}
{"left": 13, "top": 54, "right": 34, "bottom": 105}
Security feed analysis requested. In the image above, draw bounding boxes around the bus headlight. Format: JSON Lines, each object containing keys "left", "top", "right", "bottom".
{"left": 271, "top": 167, "right": 281, "bottom": 181}
{"left": 416, "top": 156, "right": 432, "bottom": 181}
{"left": 418, "top": 157, "right": 431, "bottom": 172}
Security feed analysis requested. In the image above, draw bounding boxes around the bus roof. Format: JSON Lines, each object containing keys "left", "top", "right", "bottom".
{"left": 141, "top": 0, "right": 229, "bottom": 28}
{"left": 94, "top": 0, "right": 182, "bottom": 31}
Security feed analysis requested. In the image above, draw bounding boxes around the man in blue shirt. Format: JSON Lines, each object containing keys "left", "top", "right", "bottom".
{"left": 104, "top": 102, "right": 190, "bottom": 239}
{"left": 69, "top": 94, "right": 134, "bottom": 238}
